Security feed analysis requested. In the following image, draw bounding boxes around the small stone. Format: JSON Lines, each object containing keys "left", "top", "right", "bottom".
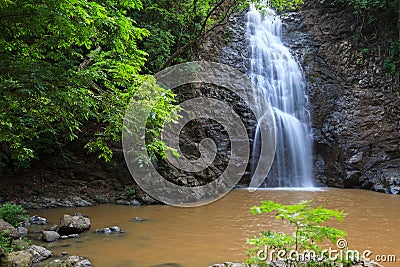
{"left": 390, "top": 186, "right": 400, "bottom": 195}
{"left": 68, "top": 234, "right": 80, "bottom": 238}
{"left": 110, "top": 226, "right": 120, "bottom": 232}
{"left": 129, "top": 199, "right": 141, "bottom": 206}
{"left": 133, "top": 216, "right": 143, "bottom": 222}
{"left": 42, "top": 230, "right": 60, "bottom": 242}
{"left": 102, "top": 228, "right": 111, "bottom": 234}
{"left": 30, "top": 215, "right": 48, "bottom": 225}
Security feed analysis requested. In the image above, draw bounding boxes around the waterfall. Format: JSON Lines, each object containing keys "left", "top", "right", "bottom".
{"left": 246, "top": 5, "right": 314, "bottom": 188}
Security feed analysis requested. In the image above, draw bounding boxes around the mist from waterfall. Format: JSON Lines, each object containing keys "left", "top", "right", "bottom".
{"left": 247, "top": 5, "right": 314, "bottom": 187}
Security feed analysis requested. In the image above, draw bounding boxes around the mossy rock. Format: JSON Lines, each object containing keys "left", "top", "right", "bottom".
{"left": 1, "top": 249, "right": 34, "bottom": 267}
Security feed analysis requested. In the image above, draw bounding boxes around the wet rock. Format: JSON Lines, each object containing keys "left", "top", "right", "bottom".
{"left": 110, "top": 226, "right": 121, "bottom": 232}
{"left": 15, "top": 226, "right": 28, "bottom": 238}
{"left": 0, "top": 219, "right": 17, "bottom": 238}
{"left": 130, "top": 199, "right": 141, "bottom": 206}
{"left": 28, "top": 245, "right": 52, "bottom": 263}
{"left": 390, "top": 186, "right": 400, "bottom": 195}
{"left": 30, "top": 215, "right": 48, "bottom": 225}
{"left": 1, "top": 250, "right": 34, "bottom": 267}
{"left": 297, "top": 1, "right": 400, "bottom": 192}
{"left": 49, "top": 225, "right": 59, "bottom": 232}
{"left": 95, "top": 226, "right": 123, "bottom": 234}
{"left": 42, "top": 230, "right": 61, "bottom": 242}
{"left": 115, "top": 200, "right": 131, "bottom": 205}
{"left": 58, "top": 214, "right": 91, "bottom": 235}
{"left": 46, "top": 256, "right": 93, "bottom": 267}
{"left": 133, "top": 216, "right": 144, "bottom": 222}
{"left": 68, "top": 234, "right": 80, "bottom": 238}
{"left": 67, "top": 256, "right": 93, "bottom": 267}
{"left": 102, "top": 228, "right": 111, "bottom": 234}
{"left": 71, "top": 197, "right": 92, "bottom": 207}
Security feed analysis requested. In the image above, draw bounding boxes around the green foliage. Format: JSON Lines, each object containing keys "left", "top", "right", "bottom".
{"left": 326, "top": 0, "right": 400, "bottom": 83}
{"left": 269, "top": 0, "right": 304, "bottom": 11}
{"left": 345, "top": 0, "right": 387, "bottom": 11}
{"left": 11, "top": 238, "right": 32, "bottom": 251}
{"left": 0, "top": 231, "right": 13, "bottom": 254}
{"left": 0, "top": 234, "right": 32, "bottom": 255}
{"left": 0, "top": 0, "right": 180, "bottom": 168}
{"left": 0, "top": 203, "right": 28, "bottom": 227}
{"left": 384, "top": 40, "right": 400, "bottom": 78}
{"left": 124, "top": 185, "right": 136, "bottom": 199}
{"left": 247, "top": 200, "right": 348, "bottom": 267}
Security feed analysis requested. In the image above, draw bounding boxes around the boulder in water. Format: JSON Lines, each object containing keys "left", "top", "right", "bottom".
{"left": 58, "top": 214, "right": 90, "bottom": 235}
{"left": 30, "top": 215, "right": 48, "bottom": 225}
{"left": 42, "top": 230, "right": 60, "bottom": 242}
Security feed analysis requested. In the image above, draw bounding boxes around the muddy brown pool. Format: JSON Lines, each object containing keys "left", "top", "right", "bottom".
{"left": 32, "top": 188, "right": 400, "bottom": 267}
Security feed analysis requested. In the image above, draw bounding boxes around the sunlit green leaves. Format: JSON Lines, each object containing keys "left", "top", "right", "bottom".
{"left": 0, "top": 0, "right": 175, "bottom": 169}
{"left": 247, "top": 200, "right": 347, "bottom": 266}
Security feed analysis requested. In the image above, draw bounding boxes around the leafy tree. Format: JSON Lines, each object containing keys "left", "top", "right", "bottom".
{"left": 247, "top": 200, "right": 349, "bottom": 267}
{"left": 0, "top": 0, "right": 178, "bottom": 168}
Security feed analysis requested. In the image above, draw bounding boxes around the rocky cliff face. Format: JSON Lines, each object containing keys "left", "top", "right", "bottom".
{"left": 298, "top": 2, "right": 400, "bottom": 194}
{"left": 202, "top": 2, "right": 400, "bottom": 194}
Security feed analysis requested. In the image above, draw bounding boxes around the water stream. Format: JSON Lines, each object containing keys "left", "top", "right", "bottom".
{"left": 247, "top": 6, "right": 313, "bottom": 187}
{"left": 32, "top": 189, "right": 399, "bottom": 267}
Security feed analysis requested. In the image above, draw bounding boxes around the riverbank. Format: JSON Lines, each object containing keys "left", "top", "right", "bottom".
{"left": 0, "top": 173, "right": 159, "bottom": 209}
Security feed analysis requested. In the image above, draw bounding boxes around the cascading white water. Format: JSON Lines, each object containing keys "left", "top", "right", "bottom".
{"left": 247, "top": 5, "right": 314, "bottom": 187}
